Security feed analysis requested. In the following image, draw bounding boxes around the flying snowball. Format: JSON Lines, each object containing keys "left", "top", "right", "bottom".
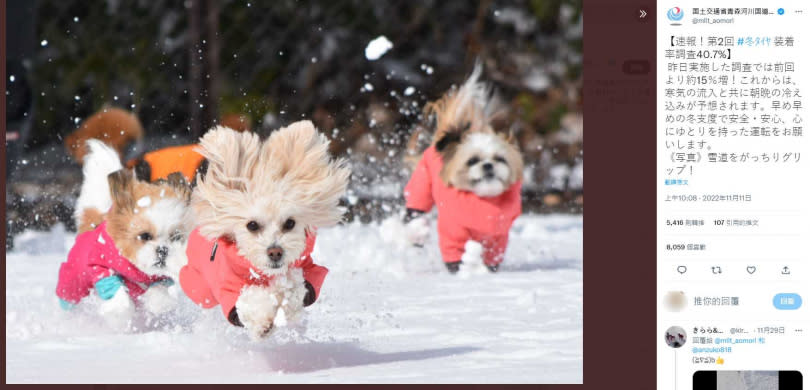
{"left": 136, "top": 196, "right": 151, "bottom": 207}
{"left": 365, "top": 36, "right": 393, "bottom": 61}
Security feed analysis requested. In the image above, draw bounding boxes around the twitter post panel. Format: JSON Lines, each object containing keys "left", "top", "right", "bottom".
{"left": 657, "top": 1, "right": 808, "bottom": 389}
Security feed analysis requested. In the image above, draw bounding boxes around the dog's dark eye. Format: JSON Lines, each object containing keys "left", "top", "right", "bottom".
{"left": 466, "top": 157, "right": 480, "bottom": 166}
{"left": 170, "top": 230, "right": 183, "bottom": 242}
{"left": 494, "top": 155, "right": 507, "bottom": 164}
{"left": 246, "top": 221, "right": 261, "bottom": 232}
{"left": 138, "top": 232, "right": 153, "bottom": 241}
{"left": 282, "top": 218, "right": 296, "bottom": 231}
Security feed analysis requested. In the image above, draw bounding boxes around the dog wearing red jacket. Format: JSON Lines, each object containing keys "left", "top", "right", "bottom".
{"left": 180, "top": 121, "right": 349, "bottom": 340}
{"left": 401, "top": 63, "right": 523, "bottom": 274}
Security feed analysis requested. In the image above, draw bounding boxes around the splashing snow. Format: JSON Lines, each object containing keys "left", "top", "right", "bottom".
{"left": 364, "top": 36, "right": 393, "bottom": 61}
{"left": 136, "top": 196, "right": 152, "bottom": 207}
{"left": 6, "top": 214, "right": 583, "bottom": 383}
{"left": 274, "top": 308, "right": 288, "bottom": 327}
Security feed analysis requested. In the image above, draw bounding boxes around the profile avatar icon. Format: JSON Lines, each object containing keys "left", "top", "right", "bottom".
{"left": 667, "top": 7, "right": 684, "bottom": 23}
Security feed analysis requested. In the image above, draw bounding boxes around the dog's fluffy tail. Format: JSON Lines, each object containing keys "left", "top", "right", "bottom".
{"left": 75, "top": 139, "right": 123, "bottom": 232}
{"left": 426, "top": 61, "right": 501, "bottom": 146}
{"left": 64, "top": 107, "right": 145, "bottom": 163}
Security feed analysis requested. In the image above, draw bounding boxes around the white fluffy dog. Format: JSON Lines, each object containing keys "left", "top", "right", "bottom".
{"left": 181, "top": 120, "right": 349, "bottom": 339}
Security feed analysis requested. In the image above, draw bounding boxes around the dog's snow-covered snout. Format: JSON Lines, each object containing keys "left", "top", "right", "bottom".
{"left": 253, "top": 230, "right": 306, "bottom": 273}
{"left": 266, "top": 245, "right": 284, "bottom": 268}
{"left": 154, "top": 245, "right": 169, "bottom": 267}
{"left": 136, "top": 235, "right": 183, "bottom": 274}
{"left": 466, "top": 156, "right": 510, "bottom": 198}
{"left": 142, "top": 198, "right": 189, "bottom": 272}
{"left": 233, "top": 216, "right": 308, "bottom": 274}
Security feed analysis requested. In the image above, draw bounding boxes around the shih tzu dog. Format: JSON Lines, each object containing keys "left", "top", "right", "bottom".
{"left": 58, "top": 140, "right": 192, "bottom": 329}
{"left": 180, "top": 120, "right": 349, "bottom": 340}
{"left": 399, "top": 63, "right": 523, "bottom": 274}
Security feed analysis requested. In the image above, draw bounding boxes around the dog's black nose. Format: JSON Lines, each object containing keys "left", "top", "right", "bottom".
{"left": 482, "top": 162, "right": 493, "bottom": 171}
{"left": 267, "top": 246, "right": 284, "bottom": 264}
{"left": 155, "top": 246, "right": 169, "bottom": 267}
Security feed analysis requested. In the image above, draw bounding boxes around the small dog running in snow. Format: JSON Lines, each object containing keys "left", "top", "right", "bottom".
{"left": 57, "top": 140, "right": 193, "bottom": 329}
{"left": 391, "top": 63, "right": 523, "bottom": 274}
{"left": 180, "top": 121, "right": 350, "bottom": 340}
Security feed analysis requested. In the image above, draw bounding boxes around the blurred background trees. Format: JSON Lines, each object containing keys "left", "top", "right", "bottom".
{"left": 5, "top": 0, "right": 583, "bottom": 244}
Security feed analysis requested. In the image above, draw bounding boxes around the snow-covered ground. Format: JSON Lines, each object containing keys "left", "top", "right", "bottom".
{"left": 5, "top": 214, "right": 582, "bottom": 383}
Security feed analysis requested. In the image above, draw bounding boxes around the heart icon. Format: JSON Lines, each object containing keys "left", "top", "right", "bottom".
{"left": 747, "top": 266, "right": 757, "bottom": 274}
{"left": 676, "top": 265, "right": 687, "bottom": 274}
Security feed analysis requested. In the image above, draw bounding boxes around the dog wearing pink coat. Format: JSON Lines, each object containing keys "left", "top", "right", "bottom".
{"left": 400, "top": 63, "right": 523, "bottom": 274}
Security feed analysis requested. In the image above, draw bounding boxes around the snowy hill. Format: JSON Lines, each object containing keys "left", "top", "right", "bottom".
{"left": 5, "top": 214, "right": 582, "bottom": 383}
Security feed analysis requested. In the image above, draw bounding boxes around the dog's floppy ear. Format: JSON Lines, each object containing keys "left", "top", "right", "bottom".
{"left": 500, "top": 127, "right": 518, "bottom": 145}
{"left": 435, "top": 131, "right": 460, "bottom": 153}
{"left": 257, "top": 120, "right": 350, "bottom": 228}
{"left": 488, "top": 108, "right": 510, "bottom": 133}
{"left": 133, "top": 158, "right": 152, "bottom": 182}
{"left": 191, "top": 158, "right": 208, "bottom": 188}
{"left": 108, "top": 169, "right": 135, "bottom": 211}
{"left": 435, "top": 122, "right": 470, "bottom": 153}
{"left": 497, "top": 127, "right": 525, "bottom": 185}
{"left": 258, "top": 120, "right": 328, "bottom": 179}
{"left": 193, "top": 128, "right": 262, "bottom": 241}
{"left": 165, "top": 172, "right": 192, "bottom": 202}
{"left": 165, "top": 171, "right": 189, "bottom": 189}
{"left": 195, "top": 126, "right": 261, "bottom": 191}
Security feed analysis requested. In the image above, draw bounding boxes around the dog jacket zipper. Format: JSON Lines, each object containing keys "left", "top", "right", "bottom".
{"left": 210, "top": 242, "right": 218, "bottom": 262}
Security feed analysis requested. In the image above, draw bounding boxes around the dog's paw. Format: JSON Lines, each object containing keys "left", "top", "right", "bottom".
{"left": 139, "top": 284, "right": 175, "bottom": 315}
{"left": 303, "top": 280, "right": 316, "bottom": 306}
{"left": 379, "top": 216, "right": 406, "bottom": 246}
{"left": 461, "top": 240, "right": 484, "bottom": 263}
{"left": 457, "top": 240, "right": 488, "bottom": 277}
{"left": 235, "top": 285, "right": 280, "bottom": 340}
{"left": 269, "top": 268, "right": 306, "bottom": 326}
{"left": 404, "top": 217, "right": 430, "bottom": 247}
{"left": 98, "top": 288, "right": 135, "bottom": 330}
{"left": 380, "top": 215, "right": 430, "bottom": 248}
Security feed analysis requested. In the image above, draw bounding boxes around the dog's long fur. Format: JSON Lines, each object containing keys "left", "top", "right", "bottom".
{"left": 426, "top": 63, "right": 501, "bottom": 146}
{"left": 426, "top": 63, "right": 523, "bottom": 197}
{"left": 76, "top": 139, "right": 125, "bottom": 232}
{"left": 191, "top": 120, "right": 349, "bottom": 339}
